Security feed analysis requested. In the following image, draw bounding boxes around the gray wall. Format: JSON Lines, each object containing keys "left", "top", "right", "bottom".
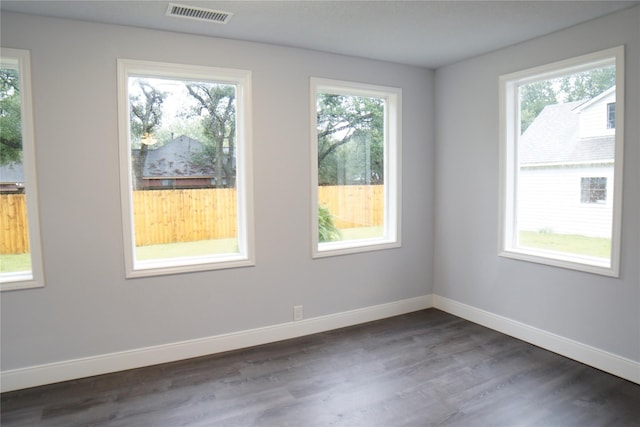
{"left": 434, "top": 7, "right": 639, "bottom": 361}
{"left": 0, "top": 12, "right": 435, "bottom": 371}
{"left": 2, "top": 5, "right": 638, "bottom": 377}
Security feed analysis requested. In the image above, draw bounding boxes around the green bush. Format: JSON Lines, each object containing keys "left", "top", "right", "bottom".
{"left": 318, "top": 206, "right": 341, "bottom": 242}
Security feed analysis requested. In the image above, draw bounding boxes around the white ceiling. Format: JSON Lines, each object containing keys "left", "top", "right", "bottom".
{"left": 2, "top": 1, "right": 638, "bottom": 68}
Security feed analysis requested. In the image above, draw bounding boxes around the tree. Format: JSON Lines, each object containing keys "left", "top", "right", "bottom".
{"left": 560, "top": 65, "right": 615, "bottom": 102}
{"left": 129, "top": 78, "right": 167, "bottom": 190}
{"left": 316, "top": 94, "right": 384, "bottom": 185}
{"left": 185, "top": 83, "right": 236, "bottom": 188}
{"left": 519, "top": 66, "right": 616, "bottom": 133}
{"left": 519, "top": 80, "right": 557, "bottom": 133}
{"left": 0, "top": 67, "right": 22, "bottom": 165}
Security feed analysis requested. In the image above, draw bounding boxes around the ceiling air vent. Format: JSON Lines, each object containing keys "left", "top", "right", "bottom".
{"left": 166, "top": 3, "right": 233, "bottom": 24}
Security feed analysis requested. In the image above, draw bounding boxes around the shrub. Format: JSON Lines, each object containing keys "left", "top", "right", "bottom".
{"left": 318, "top": 206, "right": 341, "bottom": 242}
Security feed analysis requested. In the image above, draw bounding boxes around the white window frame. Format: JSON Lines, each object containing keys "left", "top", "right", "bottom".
{"left": 310, "top": 78, "right": 402, "bottom": 258}
{"left": 0, "top": 48, "right": 45, "bottom": 291}
{"left": 498, "top": 46, "right": 624, "bottom": 277}
{"left": 117, "top": 59, "right": 254, "bottom": 278}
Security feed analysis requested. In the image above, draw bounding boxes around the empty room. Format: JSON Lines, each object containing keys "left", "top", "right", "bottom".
{"left": 1, "top": 1, "right": 639, "bottom": 425}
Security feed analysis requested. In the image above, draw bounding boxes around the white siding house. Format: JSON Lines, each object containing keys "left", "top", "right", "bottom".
{"left": 518, "top": 87, "right": 615, "bottom": 238}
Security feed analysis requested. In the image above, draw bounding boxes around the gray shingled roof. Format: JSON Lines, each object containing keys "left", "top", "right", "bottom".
{"left": 519, "top": 100, "right": 614, "bottom": 166}
{"left": 0, "top": 161, "right": 24, "bottom": 183}
{"left": 141, "top": 135, "right": 215, "bottom": 178}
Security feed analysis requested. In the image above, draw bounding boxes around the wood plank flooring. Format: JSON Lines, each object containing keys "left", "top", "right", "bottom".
{"left": 2, "top": 309, "right": 639, "bottom": 426}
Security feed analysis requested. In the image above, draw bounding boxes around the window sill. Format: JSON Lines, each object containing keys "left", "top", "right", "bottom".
{"left": 1, "top": 272, "right": 43, "bottom": 291}
{"left": 126, "top": 254, "right": 255, "bottom": 278}
{"left": 499, "top": 247, "right": 617, "bottom": 277}
{"left": 314, "top": 238, "right": 401, "bottom": 259}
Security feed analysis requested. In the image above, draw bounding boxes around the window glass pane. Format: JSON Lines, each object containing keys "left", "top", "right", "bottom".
{"left": 119, "top": 61, "right": 253, "bottom": 276}
{"left": 517, "top": 64, "right": 615, "bottom": 262}
{"left": 500, "top": 46, "right": 623, "bottom": 276}
{"left": 0, "top": 49, "right": 43, "bottom": 289}
{"left": 0, "top": 60, "right": 30, "bottom": 272}
{"left": 316, "top": 93, "right": 385, "bottom": 243}
{"left": 311, "top": 78, "right": 400, "bottom": 257}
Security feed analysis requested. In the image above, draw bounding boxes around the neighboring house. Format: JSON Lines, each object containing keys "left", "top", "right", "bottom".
{"left": 2, "top": 135, "right": 220, "bottom": 193}
{"left": 518, "top": 86, "right": 615, "bottom": 238}
{"left": 0, "top": 161, "right": 25, "bottom": 193}
{"left": 138, "top": 135, "right": 218, "bottom": 190}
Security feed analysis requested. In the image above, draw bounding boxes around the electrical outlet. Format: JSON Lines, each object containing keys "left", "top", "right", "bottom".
{"left": 293, "top": 305, "right": 303, "bottom": 321}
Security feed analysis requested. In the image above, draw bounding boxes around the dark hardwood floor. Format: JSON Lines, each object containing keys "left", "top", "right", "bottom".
{"left": 2, "top": 309, "right": 639, "bottom": 426}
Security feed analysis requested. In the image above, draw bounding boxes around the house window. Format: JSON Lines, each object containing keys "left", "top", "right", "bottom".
{"left": 310, "top": 78, "right": 401, "bottom": 257}
{"left": 499, "top": 46, "right": 624, "bottom": 277}
{"left": 581, "top": 177, "right": 607, "bottom": 204}
{"left": 607, "top": 102, "right": 615, "bottom": 129}
{"left": 118, "top": 59, "right": 254, "bottom": 277}
{"left": 0, "top": 48, "right": 45, "bottom": 290}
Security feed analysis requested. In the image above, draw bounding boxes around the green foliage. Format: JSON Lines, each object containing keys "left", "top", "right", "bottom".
{"left": 317, "top": 94, "right": 384, "bottom": 185}
{"left": 560, "top": 66, "right": 615, "bottom": 102}
{"left": 318, "top": 206, "right": 341, "bottom": 242}
{"left": 519, "top": 65, "right": 616, "bottom": 134}
{"left": 0, "top": 67, "right": 22, "bottom": 165}
{"left": 519, "top": 80, "right": 556, "bottom": 133}
{"left": 186, "top": 83, "right": 237, "bottom": 188}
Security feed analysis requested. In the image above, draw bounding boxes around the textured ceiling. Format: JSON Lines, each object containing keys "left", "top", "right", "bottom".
{"left": 2, "top": 1, "right": 638, "bottom": 68}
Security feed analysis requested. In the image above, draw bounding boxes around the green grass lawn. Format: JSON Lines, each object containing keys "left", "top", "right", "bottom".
{"left": 0, "top": 253, "right": 31, "bottom": 273}
{"left": 339, "top": 226, "right": 384, "bottom": 240}
{"left": 0, "top": 228, "right": 382, "bottom": 272}
{"left": 1, "top": 230, "right": 609, "bottom": 272}
{"left": 136, "top": 226, "right": 385, "bottom": 260}
{"left": 519, "top": 231, "right": 610, "bottom": 258}
{"left": 1, "top": 239, "right": 240, "bottom": 273}
{"left": 135, "top": 238, "right": 238, "bottom": 260}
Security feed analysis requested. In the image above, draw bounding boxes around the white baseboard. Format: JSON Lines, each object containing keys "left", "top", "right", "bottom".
{"left": 0, "top": 295, "right": 433, "bottom": 392}
{"left": 4, "top": 294, "right": 637, "bottom": 392}
{"left": 433, "top": 295, "right": 640, "bottom": 385}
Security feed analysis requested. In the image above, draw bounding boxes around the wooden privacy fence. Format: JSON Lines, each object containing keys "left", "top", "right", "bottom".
{"left": 0, "top": 194, "right": 30, "bottom": 254}
{"left": 0, "top": 185, "right": 383, "bottom": 253}
{"left": 318, "top": 185, "right": 384, "bottom": 229}
{"left": 133, "top": 188, "right": 237, "bottom": 246}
